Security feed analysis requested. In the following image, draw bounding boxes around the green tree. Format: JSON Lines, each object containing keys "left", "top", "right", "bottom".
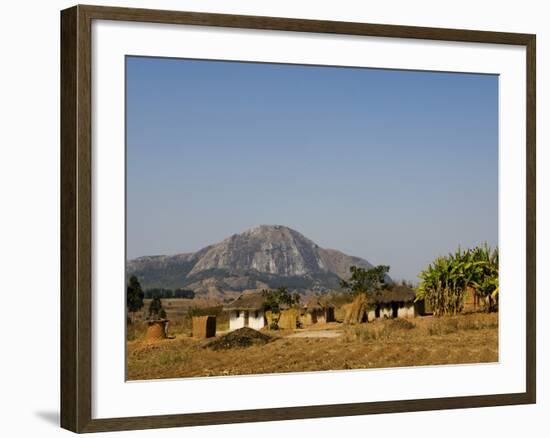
{"left": 262, "top": 287, "right": 300, "bottom": 329}
{"left": 126, "top": 275, "right": 144, "bottom": 323}
{"left": 148, "top": 293, "right": 164, "bottom": 320}
{"left": 340, "top": 265, "right": 390, "bottom": 296}
{"left": 416, "top": 245, "right": 499, "bottom": 316}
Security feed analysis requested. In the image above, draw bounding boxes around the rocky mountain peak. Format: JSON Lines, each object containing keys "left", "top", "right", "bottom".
{"left": 127, "top": 225, "right": 377, "bottom": 296}
{"left": 188, "top": 224, "right": 325, "bottom": 277}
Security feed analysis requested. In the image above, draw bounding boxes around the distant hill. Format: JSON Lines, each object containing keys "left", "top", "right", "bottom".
{"left": 127, "top": 225, "right": 378, "bottom": 297}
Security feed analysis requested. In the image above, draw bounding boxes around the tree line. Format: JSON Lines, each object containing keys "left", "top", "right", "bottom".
{"left": 144, "top": 288, "right": 195, "bottom": 299}
{"left": 127, "top": 276, "right": 187, "bottom": 322}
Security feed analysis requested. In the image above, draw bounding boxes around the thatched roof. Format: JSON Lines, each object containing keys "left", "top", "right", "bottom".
{"left": 224, "top": 291, "right": 265, "bottom": 310}
{"left": 371, "top": 285, "right": 416, "bottom": 304}
{"left": 304, "top": 298, "right": 322, "bottom": 311}
{"left": 303, "top": 298, "right": 334, "bottom": 311}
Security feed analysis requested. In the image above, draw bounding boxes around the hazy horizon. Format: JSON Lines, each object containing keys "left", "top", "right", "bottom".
{"left": 126, "top": 56, "right": 498, "bottom": 282}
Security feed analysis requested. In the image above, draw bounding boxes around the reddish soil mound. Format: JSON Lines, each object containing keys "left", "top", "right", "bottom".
{"left": 206, "top": 327, "right": 274, "bottom": 350}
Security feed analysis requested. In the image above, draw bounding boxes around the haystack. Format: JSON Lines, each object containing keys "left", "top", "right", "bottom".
{"left": 192, "top": 315, "right": 216, "bottom": 338}
{"left": 344, "top": 294, "right": 372, "bottom": 324}
{"left": 145, "top": 319, "right": 168, "bottom": 343}
{"left": 206, "top": 327, "right": 273, "bottom": 350}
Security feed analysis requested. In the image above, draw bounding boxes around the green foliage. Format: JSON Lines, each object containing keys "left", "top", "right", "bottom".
{"left": 340, "top": 265, "right": 390, "bottom": 296}
{"left": 416, "top": 244, "right": 499, "bottom": 316}
{"left": 467, "top": 245, "right": 499, "bottom": 310}
{"left": 126, "top": 275, "right": 144, "bottom": 321}
{"left": 262, "top": 287, "right": 300, "bottom": 329}
{"left": 148, "top": 293, "right": 164, "bottom": 319}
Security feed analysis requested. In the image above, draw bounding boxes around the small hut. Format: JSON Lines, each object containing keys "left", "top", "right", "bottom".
{"left": 344, "top": 286, "right": 417, "bottom": 324}
{"left": 268, "top": 308, "right": 300, "bottom": 329}
{"left": 371, "top": 285, "right": 416, "bottom": 319}
{"left": 224, "top": 291, "right": 266, "bottom": 331}
{"left": 192, "top": 315, "right": 216, "bottom": 338}
{"left": 414, "top": 298, "right": 433, "bottom": 316}
{"left": 303, "top": 298, "right": 335, "bottom": 325}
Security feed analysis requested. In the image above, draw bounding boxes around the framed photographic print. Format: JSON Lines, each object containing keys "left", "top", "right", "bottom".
{"left": 60, "top": 4, "right": 536, "bottom": 433}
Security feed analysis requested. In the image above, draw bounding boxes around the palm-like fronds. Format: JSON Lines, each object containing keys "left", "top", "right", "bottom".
{"left": 416, "top": 244, "right": 499, "bottom": 316}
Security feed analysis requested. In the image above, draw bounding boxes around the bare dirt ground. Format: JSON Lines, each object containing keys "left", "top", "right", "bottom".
{"left": 287, "top": 330, "right": 343, "bottom": 338}
{"left": 126, "top": 312, "right": 498, "bottom": 380}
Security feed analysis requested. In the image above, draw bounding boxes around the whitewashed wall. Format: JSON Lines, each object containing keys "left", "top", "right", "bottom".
{"left": 398, "top": 304, "right": 415, "bottom": 318}
{"left": 368, "top": 310, "right": 376, "bottom": 322}
{"left": 229, "top": 310, "right": 266, "bottom": 330}
{"left": 229, "top": 310, "right": 245, "bottom": 330}
{"left": 380, "top": 306, "right": 392, "bottom": 319}
{"left": 248, "top": 311, "right": 266, "bottom": 329}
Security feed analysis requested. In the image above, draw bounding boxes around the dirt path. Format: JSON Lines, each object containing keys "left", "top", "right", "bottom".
{"left": 286, "top": 330, "right": 343, "bottom": 338}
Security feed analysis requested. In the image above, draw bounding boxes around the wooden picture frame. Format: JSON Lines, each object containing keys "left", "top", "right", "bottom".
{"left": 61, "top": 4, "right": 536, "bottom": 433}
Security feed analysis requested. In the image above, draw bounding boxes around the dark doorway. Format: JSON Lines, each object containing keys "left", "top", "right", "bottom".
{"left": 375, "top": 305, "right": 381, "bottom": 318}
{"left": 325, "top": 307, "right": 335, "bottom": 322}
{"left": 391, "top": 302, "right": 399, "bottom": 318}
{"left": 244, "top": 311, "right": 249, "bottom": 327}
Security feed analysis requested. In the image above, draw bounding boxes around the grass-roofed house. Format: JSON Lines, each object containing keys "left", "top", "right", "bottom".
{"left": 371, "top": 285, "right": 417, "bottom": 319}
{"left": 302, "top": 298, "right": 335, "bottom": 325}
{"left": 224, "top": 291, "right": 267, "bottom": 331}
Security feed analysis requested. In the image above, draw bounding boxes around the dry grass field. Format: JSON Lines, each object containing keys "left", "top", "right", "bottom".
{"left": 127, "top": 312, "right": 498, "bottom": 380}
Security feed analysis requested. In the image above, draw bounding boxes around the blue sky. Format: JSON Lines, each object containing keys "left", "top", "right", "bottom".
{"left": 126, "top": 56, "right": 498, "bottom": 282}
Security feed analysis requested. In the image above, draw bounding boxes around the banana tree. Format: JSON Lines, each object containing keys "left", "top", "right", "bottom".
{"left": 416, "top": 245, "right": 499, "bottom": 316}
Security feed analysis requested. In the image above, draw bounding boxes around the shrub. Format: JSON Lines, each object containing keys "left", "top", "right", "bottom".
{"left": 148, "top": 295, "right": 164, "bottom": 319}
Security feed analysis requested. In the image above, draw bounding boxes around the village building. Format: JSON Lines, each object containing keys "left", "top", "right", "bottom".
{"left": 344, "top": 285, "right": 417, "bottom": 324}
{"left": 371, "top": 285, "right": 416, "bottom": 319}
{"left": 192, "top": 315, "right": 216, "bottom": 338}
{"left": 270, "top": 307, "right": 300, "bottom": 329}
{"left": 413, "top": 298, "right": 432, "bottom": 316}
{"left": 224, "top": 291, "right": 267, "bottom": 331}
{"left": 302, "top": 298, "right": 335, "bottom": 325}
